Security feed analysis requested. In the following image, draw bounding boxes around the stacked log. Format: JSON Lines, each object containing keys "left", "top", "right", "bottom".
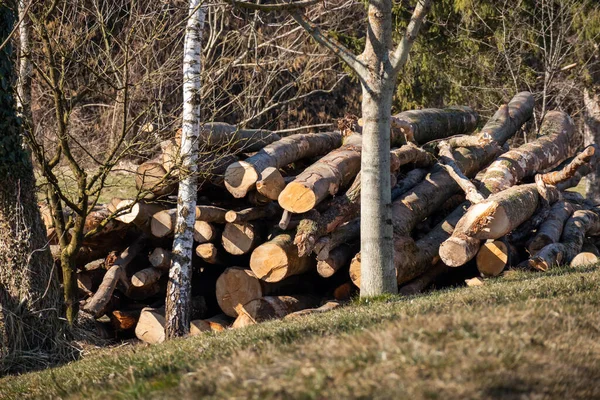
{"left": 43, "top": 98, "right": 600, "bottom": 345}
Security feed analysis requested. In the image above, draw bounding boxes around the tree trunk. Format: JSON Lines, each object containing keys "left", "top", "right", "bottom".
{"left": 198, "top": 122, "right": 280, "bottom": 152}
{"left": 224, "top": 131, "right": 342, "bottom": 198}
{"left": 250, "top": 232, "right": 315, "bottom": 282}
{"left": 278, "top": 134, "right": 362, "bottom": 213}
{"left": 480, "top": 110, "right": 577, "bottom": 195}
{"left": 0, "top": 5, "right": 63, "bottom": 373}
{"left": 165, "top": 1, "right": 205, "bottom": 339}
{"left": 584, "top": 88, "right": 600, "bottom": 203}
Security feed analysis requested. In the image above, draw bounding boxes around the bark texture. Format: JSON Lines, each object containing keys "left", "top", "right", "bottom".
{"left": 480, "top": 110, "right": 577, "bottom": 195}
{"left": 165, "top": 2, "right": 205, "bottom": 339}
{"left": 0, "top": 5, "right": 63, "bottom": 373}
{"left": 527, "top": 201, "right": 574, "bottom": 255}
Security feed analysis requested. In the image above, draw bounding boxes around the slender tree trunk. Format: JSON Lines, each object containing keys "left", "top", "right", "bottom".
{"left": 16, "top": 0, "right": 31, "bottom": 121}
{"left": 165, "top": 0, "right": 206, "bottom": 339}
{"left": 0, "top": 5, "right": 63, "bottom": 373}
{"left": 360, "top": 86, "right": 397, "bottom": 295}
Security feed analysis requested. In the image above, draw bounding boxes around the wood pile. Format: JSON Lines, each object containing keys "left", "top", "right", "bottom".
{"left": 42, "top": 101, "right": 600, "bottom": 344}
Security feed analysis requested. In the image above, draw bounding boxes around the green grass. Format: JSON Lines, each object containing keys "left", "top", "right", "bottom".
{"left": 2, "top": 266, "right": 600, "bottom": 399}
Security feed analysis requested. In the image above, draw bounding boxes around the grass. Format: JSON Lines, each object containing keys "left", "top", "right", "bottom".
{"left": 2, "top": 266, "right": 600, "bottom": 399}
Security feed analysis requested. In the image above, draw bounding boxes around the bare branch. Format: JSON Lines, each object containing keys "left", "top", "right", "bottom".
{"left": 391, "top": 0, "right": 432, "bottom": 74}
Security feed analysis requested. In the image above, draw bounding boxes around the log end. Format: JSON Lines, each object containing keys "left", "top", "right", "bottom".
{"left": 224, "top": 161, "right": 259, "bottom": 198}
{"left": 476, "top": 240, "right": 508, "bottom": 277}
{"left": 278, "top": 182, "right": 317, "bottom": 214}
{"left": 439, "top": 235, "right": 480, "bottom": 267}
{"left": 216, "top": 267, "right": 264, "bottom": 317}
{"left": 250, "top": 242, "right": 290, "bottom": 282}
{"left": 348, "top": 252, "right": 361, "bottom": 288}
{"left": 570, "top": 252, "right": 599, "bottom": 268}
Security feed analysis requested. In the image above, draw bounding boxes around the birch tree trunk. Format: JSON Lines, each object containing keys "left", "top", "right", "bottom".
{"left": 165, "top": 1, "right": 206, "bottom": 339}
{"left": 16, "top": 0, "right": 31, "bottom": 122}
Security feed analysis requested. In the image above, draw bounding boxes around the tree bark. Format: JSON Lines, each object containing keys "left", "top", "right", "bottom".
{"left": 165, "top": 1, "right": 205, "bottom": 339}
{"left": 527, "top": 201, "right": 574, "bottom": 255}
{"left": 0, "top": 5, "right": 63, "bottom": 371}
{"left": 521, "top": 208, "right": 600, "bottom": 271}
{"left": 584, "top": 88, "right": 600, "bottom": 203}
{"left": 198, "top": 122, "right": 280, "bottom": 152}
{"left": 278, "top": 134, "right": 362, "bottom": 213}
{"left": 314, "top": 218, "right": 360, "bottom": 260}
{"left": 224, "top": 131, "right": 342, "bottom": 198}
{"left": 480, "top": 110, "right": 577, "bottom": 195}
{"left": 390, "top": 106, "right": 479, "bottom": 144}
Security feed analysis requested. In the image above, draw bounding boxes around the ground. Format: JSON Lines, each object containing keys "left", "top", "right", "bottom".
{"left": 2, "top": 266, "right": 600, "bottom": 399}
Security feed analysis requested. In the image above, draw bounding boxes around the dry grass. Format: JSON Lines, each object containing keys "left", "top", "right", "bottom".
{"left": 2, "top": 266, "right": 600, "bottom": 399}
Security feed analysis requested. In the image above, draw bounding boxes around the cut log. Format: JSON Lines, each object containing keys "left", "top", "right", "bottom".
{"left": 225, "top": 203, "right": 279, "bottom": 224}
{"left": 527, "top": 201, "right": 574, "bottom": 255}
{"left": 390, "top": 143, "right": 435, "bottom": 168}
{"left": 391, "top": 168, "right": 428, "bottom": 200}
{"left": 317, "top": 243, "right": 358, "bottom": 278}
{"left": 224, "top": 131, "right": 342, "bottom": 198}
{"left": 195, "top": 243, "right": 220, "bottom": 264}
{"left": 83, "top": 236, "right": 147, "bottom": 318}
{"left": 135, "top": 159, "right": 176, "bottom": 197}
{"left": 570, "top": 252, "right": 599, "bottom": 268}
{"left": 476, "top": 239, "right": 519, "bottom": 277}
{"left": 150, "top": 209, "right": 177, "bottom": 238}
{"left": 256, "top": 167, "right": 286, "bottom": 200}
{"left": 131, "top": 267, "right": 164, "bottom": 288}
{"left": 539, "top": 145, "right": 596, "bottom": 185}
{"left": 198, "top": 122, "right": 280, "bottom": 152}
{"left": 149, "top": 247, "right": 171, "bottom": 270}
{"left": 314, "top": 218, "right": 360, "bottom": 261}
{"left": 201, "top": 153, "right": 240, "bottom": 188}
{"left": 232, "top": 295, "right": 320, "bottom": 328}
{"left": 110, "top": 309, "right": 140, "bottom": 331}
{"left": 438, "top": 140, "right": 485, "bottom": 204}
{"left": 135, "top": 307, "right": 165, "bottom": 344}
{"left": 193, "top": 220, "right": 219, "bottom": 244}
{"left": 195, "top": 205, "right": 228, "bottom": 223}
{"left": 278, "top": 135, "right": 362, "bottom": 213}
{"left": 189, "top": 315, "right": 230, "bottom": 335}
{"left": 480, "top": 110, "right": 577, "bottom": 195}
{"left": 247, "top": 190, "right": 271, "bottom": 206}
{"left": 114, "top": 200, "right": 165, "bottom": 227}
{"left": 221, "top": 222, "right": 261, "bottom": 255}
{"left": 390, "top": 106, "right": 479, "bottom": 144}
{"left": 333, "top": 282, "right": 355, "bottom": 301}
{"left": 216, "top": 268, "right": 263, "bottom": 317}
{"left": 250, "top": 232, "right": 314, "bottom": 282}
{"left": 520, "top": 208, "right": 600, "bottom": 271}
{"left": 439, "top": 184, "right": 540, "bottom": 267}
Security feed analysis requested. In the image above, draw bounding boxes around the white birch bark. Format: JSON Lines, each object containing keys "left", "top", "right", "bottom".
{"left": 17, "top": 0, "right": 32, "bottom": 122}
{"left": 165, "top": 0, "right": 206, "bottom": 338}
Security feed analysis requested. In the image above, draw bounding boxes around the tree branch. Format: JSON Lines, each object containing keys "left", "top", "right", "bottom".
{"left": 231, "top": 0, "right": 321, "bottom": 11}
{"left": 391, "top": 0, "right": 431, "bottom": 74}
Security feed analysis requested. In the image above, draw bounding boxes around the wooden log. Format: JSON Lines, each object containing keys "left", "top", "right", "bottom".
{"left": 232, "top": 295, "right": 320, "bottom": 328}
{"left": 390, "top": 143, "right": 435, "bottom": 168}
{"left": 110, "top": 309, "right": 140, "bottom": 331}
{"left": 114, "top": 200, "right": 165, "bottom": 227}
{"left": 149, "top": 247, "right": 171, "bottom": 270}
{"left": 539, "top": 145, "right": 596, "bottom": 185}
{"left": 333, "top": 282, "right": 355, "bottom": 301}
{"left": 135, "top": 307, "right": 165, "bottom": 344}
{"left": 439, "top": 184, "right": 540, "bottom": 267}
{"left": 193, "top": 220, "right": 219, "bottom": 243}
{"left": 189, "top": 315, "right": 231, "bottom": 335}
{"left": 476, "top": 238, "right": 519, "bottom": 277}
{"left": 256, "top": 167, "right": 286, "bottom": 200}
{"left": 195, "top": 243, "right": 220, "bottom": 264}
{"left": 317, "top": 243, "right": 358, "bottom": 278}
{"left": 224, "top": 131, "right": 342, "bottom": 198}
{"left": 314, "top": 219, "right": 360, "bottom": 261}
{"left": 135, "top": 159, "right": 176, "bottom": 197}
{"left": 278, "top": 135, "right": 362, "bottom": 213}
{"left": 570, "top": 241, "right": 600, "bottom": 268}
{"left": 390, "top": 106, "right": 479, "bottom": 144}
{"left": 438, "top": 140, "right": 485, "bottom": 204}
{"left": 201, "top": 153, "right": 240, "bottom": 188}
{"left": 131, "top": 267, "right": 164, "bottom": 288}
{"left": 250, "top": 232, "right": 314, "bottom": 282}
{"left": 216, "top": 268, "right": 264, "bottom": 317}
{"left": 83, "top": 236, "right": 147, "bottom": 318}
{"left": 527, "top": 201, "right": 574, "bottom": 255}
{"left": 391, "top": 168, "right": 428, "bottom": 200}
{"left": 150, "top": 209, "right": 177, "bottom": 238}
{"left": 520, "top": 208, "right": 600, "bottom": 271}
{"left": 221, "top": 222, "right": 261, "bottom": 255}
{"left": 480, "top": 110, "right": 577, "bottom": 195}
{"left": 225, "top": 203, "right": 279, "bottom": 224}
{"left": 247, "top": 190, "right": 271, "bottom": 206}
{"left": 126, "top": 282, "right": 162, "bottom": 301}
{"left": 195, "top": 205, "right": 228, "bottom": 223}
{"left": 198, "top": 122, "right": 280, "bottom": 152}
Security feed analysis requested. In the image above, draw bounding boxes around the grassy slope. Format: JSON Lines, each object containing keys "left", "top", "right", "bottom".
{"left": 2, "top": 267, "right": 600, "bottom": 400}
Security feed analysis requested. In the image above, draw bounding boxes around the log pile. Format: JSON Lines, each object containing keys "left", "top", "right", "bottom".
{"left": 43, "top": 93, "right": 600, "bottom": 344}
